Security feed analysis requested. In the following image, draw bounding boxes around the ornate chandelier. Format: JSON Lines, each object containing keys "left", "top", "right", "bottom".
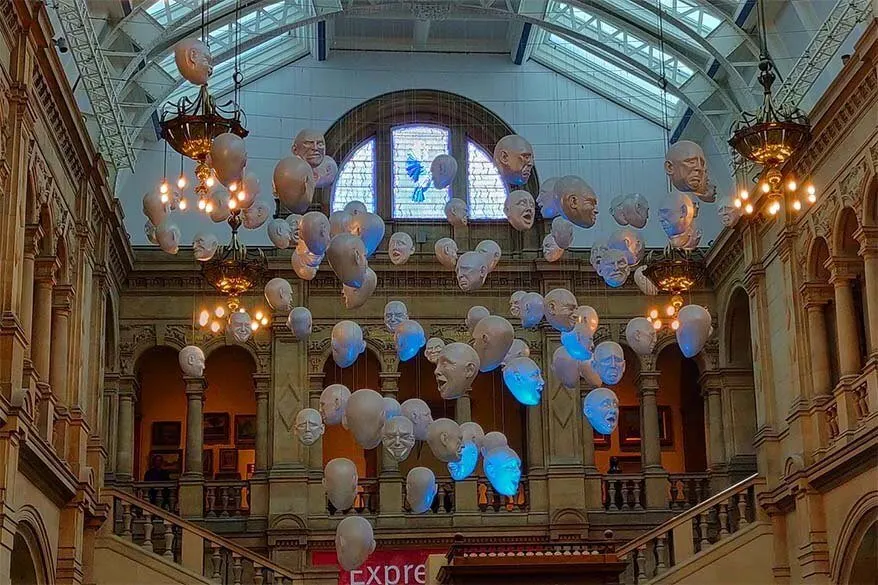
{"left": 641, "top": 248, "right": 706, "bottom": 331}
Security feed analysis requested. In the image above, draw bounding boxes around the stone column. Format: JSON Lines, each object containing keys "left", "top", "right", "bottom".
{"left": 854, "top": 227, "right": 878, "bottom": 356}
{"left": 580, "top": 382, "right": 602, "bottom": 510}
{"left": 378, "top": 368, "right": 403, "bottom": 526}
{"left": 699, "top": 368, "right": 727, "bottom": 491}
{"left": 829, "top": 259, "right": 862, "bottom": 377}
{"left": 19, "top": 226, "right": 41, "bottom": 351}
{"left": 802, "top": 285, "right": 834, "bottom": 396}
{"left": 31, "top": 257, "right": 57, "bottom": 382}
{"left": 180, "top": 376, "right": 206, "bottom": 518}
{"left": 115, "top": 377, "right": 137, "bottom": 484}
{"left": 253, "top": 374, "right": 271, "bottom": 475}
{"left": 50, "top": 284, "right": 74, "bottom": 455}
{"left": 636, "top": 359, "right": 666, "bottom": 509}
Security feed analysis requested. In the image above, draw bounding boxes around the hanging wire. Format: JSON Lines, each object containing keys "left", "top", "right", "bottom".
{"left": 233, "top": 0, "right": 243, "bottom": 106}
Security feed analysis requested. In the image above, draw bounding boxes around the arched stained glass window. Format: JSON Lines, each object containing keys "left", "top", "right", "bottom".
{"left": 392, "top": 125, "right": 451, "bottom": 219}
{"left": 467, "top": 140, "right": 508, "bottom": 220}
{"left": 331, "top": 138, "right": 376, "bottom": 213}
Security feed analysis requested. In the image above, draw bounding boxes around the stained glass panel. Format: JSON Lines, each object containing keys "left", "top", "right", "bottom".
{"left": 331, "top": 138, "right": 376, "bottom": 213}
{"left": 392, "top": 125, "right": 451, "bottom": 219}
{"left": 467, "top": 141, "right": 508, "bottom": 220}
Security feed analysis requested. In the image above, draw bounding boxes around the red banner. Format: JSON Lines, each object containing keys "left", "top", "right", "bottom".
{"left": 312, "top": 548, "right": 444, "bottom": 585}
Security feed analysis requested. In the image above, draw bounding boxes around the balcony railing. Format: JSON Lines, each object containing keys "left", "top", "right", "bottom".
{"left": 602, "top": 475, "right": 645, "bottom": 511}
{"left": 327, "top": 479, "right": 379, "bottom": 516}
{"left": 134, "top": 481, "right": 179, "bottom": 514}
{"left": 205, "top": 480, "right": 250, "bottom": 517}
{"left": 477, "top": 479, "right": 528, "bottom": 512}
{"left": 824, "top": 361, "right": 876, "bottom": 450}
{"left": 667, "top": 473, "right": 710, "bottom": 509}
{"left": 402, "top": 479, "right": 455, "bottom": 514}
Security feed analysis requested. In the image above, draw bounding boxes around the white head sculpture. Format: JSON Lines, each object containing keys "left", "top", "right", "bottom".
{"left": 580, "top": 359, "right": 603, "bottom": 387}
{"left": 173, "top": 38, "right": 212, "bottom": 85}
{"left": 228, "top": 310, "right": 252, "bottom": 344}
{"left": 314, "top": 156, "right": 338, "bottom": 189}
{"left": 239, "top": 173, "right": 262, "bottom": 209}
{"left": 208, "top": 192, "right": 231, "bottom": 223}
{"left": 142, "top": 191, "right": 168, "bottom": 227}
{"left": 329, "top": 209, "right": 353, "bottom": 237}
{"left": 484, "top": 446, "right": 522, "bottom": 497}
{"left": 480, "top": 431, "right": 508, "bottom": 458}
{"left": 335, "top": 516, "right": 375, "bottom": 572}
{"left": 241, "top": 198, "right": 270, "bottom": 230}
{"left": 210, "top": 133, "right": 247, "bottom": 189}
{"left": 431, "top": 154, "right": 458, "bottom": 189}
{"left": 456, "top": 251, "right": 489, "bottom": 292}
{"left": 345, "top": 201, "right": 368, "bottom": 218}
{"left": 557, "top": 175, "right": 598, "bottom": 228}
{"left": 342, "top": 267, "right": 377, "bottom": 310}
{"left": 573, "top": 305, "right": 600, "bottom": 336}
{"left": 610, "top": 193, "right": 650, "bottom": 229}
{"left": 434, "top": 237, "right": 459, "bottom": 269}
{"left": 542, "top": 234, "right": 564, "bottom": 263}
{"left": 607, "top": 228, "right": 645, "bottom": 266}
{"left": 179, "top": 345, "right": 205, "bottom": 377}
{"left": 552, "top": 346, "right": 581, "bottom": 390}
{"left": 327, "top": 234, "right": 367, "bottom": 289}
{"left": 503, "top": 338, "right": 530, "bottom": 365}
{"left": 676, "top": 304, "right": 712, "bottom": 358}
{"left": 626, "top": 317, "right": 658, "bottom": 356}
{"left": 465, "top": 306, "right": 490, "bottom": 335}
{"left": 504, "top": 190, "right": 536, "bottom": 231}
{"left": 583, "top": 387, "right": 620, "bottom": 435}
{"left": 502, "top": 356, "right": 544, "bottom": 406}
{"left": 544, "top": 288, "right": 578, "bottom": 332}
{"left": 665, "top": 140, "right": 708, "bottom": 195}
{"left": 596, "top": 248, "right": 631, "bottom": 288}
{"left": 424, "top": 337, "right": 446, "bottom": 364}
{"left": 718, "top": 198, "right": 742, "bottom": 229}
{"left": 445, "top": 198, "right": 468, "bottom": 228}
{"left": 331, "top": 320, "right": 366, "bottom": 368}
{"left": 475, "top": 240, "right": 502, "bottom": 272}
{"left": 434, "top": 342, "right": 480, "bottom": 400}
{"left": 319, "top": 384, "right": 351, "bottom": 425}
{"left": 264, "top": 277, "right": 292, "bottom": 312}
{"left": 342, "top": 389, "right": 386, "bottom": 450}
{"left": 292, "top": 129, "right": 326, "bottom": 167}
{"left": 593, "top": 341, "right": 626, "bottom": 385}
{"left": 273, "top": 156, "right": 315, "bottom": 213}
{"left": 537, "top": 177, "right": 561, "bottom": 219}
{"left": 406, "top": 467, "right": 438, "bottom": 514}
{"left": 287, "top": 306, "right": 312, "bottom": 340}
{"left": 294, "top": 408, "right": 325, "bottom": 446}
{"left": 156, "top": 221, "right": 181, "bottom": 255}
{"left": 509, "top": 291, "right": 526, "bottom": 318}
{"left": 520, "top": 292, "right": 545, "bottom": 329}
{"left": 493, "top": 135, "right": 534, "bottom": 186}
{"left": 266, "top": 219, "right": 294, "bottom": 249}
{"left": 395, "top": 319, "right": 426, "bottom": 362}
{"left": 292, "top": 241, "right": 322, "bottom": 281}
{"left": 401, "top": 398, "right": 433, "bottom": 441}
{"left": 659, "top": 189, "right": 697, "bottom": 238}
{"left": 388, "top": 232, "right": 414, "bottom": 265}
{"left": 301, "top": 211, "right": 331, "bottom": 256}
{"left": 384, "top": 300, "right": 409, "bottom": 333}
{"left": 561, "top": 323, "right": 595, "bottom": 361}
{"left": 426, "top": 418, "right": 463, "bottom": 463}
{"left": 349, "top": 212, "right": 385, "bottom": 257}
{"left": 472, "top": 315, "right": 514, "bottom": 373}
{"left": 286, "top": 212, "right": 304, "bottom": 245}
{"left": 551, "top": 217, "right": 575, "bottom": 250}
{"left": 669, "top": 224, "right": 702, "bottom": 250}
{"left": 324, "top": 458, "right": 359, "bottom": 512}
{"left": 382, "top": 416, "right": 415, "bottom": 462}
{"left": 449, "top": 422, "right": 484, "bottom": 481}
{"left": 192, "top": 232, "right": 219, "bottom": 261}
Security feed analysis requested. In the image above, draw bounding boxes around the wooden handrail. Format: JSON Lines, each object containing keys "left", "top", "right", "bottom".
{"left": 102, "top": 488, "right": 299, "bottom": 580}
{"left": 616, "top": 473, "right": 762, "bottom": 558}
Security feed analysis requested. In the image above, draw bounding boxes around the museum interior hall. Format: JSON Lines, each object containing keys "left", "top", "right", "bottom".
{"left": 0, "top": 0, "right": 876, "bottom": 583}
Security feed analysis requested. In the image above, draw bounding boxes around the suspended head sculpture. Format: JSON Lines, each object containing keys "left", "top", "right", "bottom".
{"left": 625, "top": 317, "right": 657, "bottom": 356}
{"left": 241, "top": 198, "right": 270, "bottom": 230}
{"left": 676, "top": 304, "right": 712, "bottom": 358}
{"left": 349, "top": 212, "right": 385, "bottom": 257}
{"left": 173, "top": 38, "right": 213, "bottom": 85}
{"left": 324, "top": 458, "right": 358, "bottom": 511}
{"left": 343, "top": 389, "right": 386, "bottom": 450}
{"left": 573, "top": 305, "right": 599, "bottom": 336}
{"left": 383, "top": 397, "right": 402, "bottom": 419}
{"left": 544, "top": 288, "right": 578, "bottom": 332}
{"left": 319, "top": 383, "right": 351, "bottom": 425}
{"left": 475, "top": 240, "right": 502, "bottom": 272}
{"left": 342, "top": 267, "right": 377, "bottom": 309}
{"left": 480, "top": 431, "right": 508, "bottom": 458}
{"left": 300, "top": 211, "right": 331, "bottom": 256}
{"left": 382, "top": 416, "right": 416, "bottom": 462}
{"left": 665, "top": 140, "right": 708, "bottom": 196}
{"left": 335, "top": 516, "right": 375, "bottom": 572}
{"left": 537, "top": 177, "right": 561, "bottom": 218}
{"left": 331, "top": 320, "right": 366, "bottom": 368}
{"left": 659, "top": 189, "right": 697, "bottom": 239}
{"left": 238, "top": 173, "right": 261, "bottom": 209}
{"left": 502, "top": 356, "right": 545, "bottom": 406}
{"left": 327, "top": 234, "right": 367, "bottom": 288}
{"left": 583, "top": 387, "right": 619, "bottom": 435}
{"left": 445, "top": 198, "right": 468, "bottom": 228}
{"left": 156, "top": 221, "right": 181, "bottom": 254}
{"left": 552, "top": 346, "right": 581, "bottom": 390}
{"left": 179, "top": 345, "right": 205, "bottom": 377}
{"left": 142, "top": 191, "right": 168, "bottom": 227}
{"left": 292, "top": 128, "right": 326, "bottom": 167}
{"left": 593, "top": 341, "right": 626, "bottom": 385}
{"left": 579, "top": 358, "right": 603, "bottom": 387}
{"left": 596, "top": 248, "right": 631, "bottom": 288}
{"left": 634, "top": 265, "right": 659, "bottom": 296}
{"left": 406, "top": 467, "right": 438, "bottom": 514}
{"left": 315, "top": 156, "right": 339, "bottom": 189}
{"left": 192, "top": 232, "right": 219, "bottom": 261}
{"left": 401, "top": 398, "right": 433, "bottom": 441}
{"left": 561, "top": 322, "right": 595, "bottom": 361}
{"left": 449, "top": 422, "right": 484, "bottom": 481}
{"left": 503, "top": 338, "right": 530, "bottom": 366}
{"left": 718, "top": 197, "right": 742, "bottom": 229}
{"left": 607, "top": 228, "right": 645, "bottom": 266}
{"left": 669, "top": 223, "right": 703, "bottom": 250}
{"left": 208, "top": 192, "right": 231, "bottom": 223}
{"left": 228, "top": 310, "right": 252, "bottom": 344}
{"left": 395, "top": 319, "right": 426, "bottom": 362}
{"left": 291, "top": 244, "right": 321, "bottom": 281}
{"left": 434, "top": 237, "right": 459, "bottom": 269}
{"left": 329, "top": 210, "right": 353, "bottom": 237}
{"left": 430, "top": 154, "right": 458, "bottom": 189}
{"left": 145, "top": 221, "right": 158, "bottom": 245}
{"left": 551, "top": 217, "right": 575, "bottom": 250}
{"left": 434, "top": 342, "right": 480, "bottom": 400}
{"left": 509, "top": 291, "right": 526, "bottom": 318}
{"left": 610, "top": 193, "right": 649, "bottom": 229}
{"left": 384, "top": 300, "right": 409, "bottom": 333}
{"left": 388, "top": 232, "right": 414, "bottom": 265}
{"left": 345, "top": 200, "right": 368, "bottom": 218}
{"left": 493, "top": 134, "right": 534, "bottom": 186}
{"left": 542, "top": 234, "right": 564, "bottom": 263}
{"left": 465, "top": 306, "right": 490, "bottom": 335}
{"left": 294, "top": 408, "right": 325, "bottom": 446}
{"left": 273, "top": 156, "right": 315, "bottom": 213}
{"left": 557, "top": 175, "right": 598, "bottom": 228}
{"left": 210, "top": 133, "right": 247, "bottom": 189}
{"left": 287, "top": 307, "right": 312, "bottom": 340}
{"left": 424, "top": 337, "right": 446, "bottom": 364}
{"left": 520, "top": 292, "right": 545, "bottom": 329}
{"left": 264, "top": 277, "right": 293, "bottom": 312}
{"left": 484, "top": 446, "right": 522, "bottom": 497}
{"left": 472, "top": 315, "right": 514, "bottom": 372}
{"left": 504, "top": 190, "right": 536, "bottom": 231}
{"left": 287, "top": 214, "right": 304, "bottom": 246}
{"left": 266, "top": 219, "right": 294, "bottom": 250}
{"left": 427, "top": 418, "right": 463, "bottom": 463}
{"left": 456, "top": 251, "right": 489, "bottom": 292}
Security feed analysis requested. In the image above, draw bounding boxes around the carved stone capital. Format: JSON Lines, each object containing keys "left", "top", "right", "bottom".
{"left": 183, "top": 377, "right": 207, "bottom": 396}
{"left": 52, "top": 284, "right": 75, "bottom": 313}
{"left": 34, "top": 256, "right": 59, "bottom": 284}
{"left": 826, "top": 257, "right": 861, "bottom": 285}
{"left": 252, "top": 373, "right": 271, "bottom": 396}
{"left": 799, "top": 282, "right": 833, "bottom": 308}
{"left": 853, "top": 226, "right": 878, "bottom": 256}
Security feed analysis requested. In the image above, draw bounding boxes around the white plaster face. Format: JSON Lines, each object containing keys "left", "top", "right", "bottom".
{"left": 173, "top": 38, "right": 213, "bottom": 85}
{"left": 312, "top": 155, "right": 339, "bottom": 188}
{"left": 669, "top": 224, "right": 703, "bottom": 251}
{"left": 326, "top": 234, "right": 367, "bottom": 288}
{"left": 382, "top": 416, "right": 415, "bottom": 462}
{"left": 537, "top": 177, "right": 561, "bottom": 219}
{"left": 509, "top": 291, "right": 526, "bottom": 318}
{"left": 210, "top": 133, "right": 247, "bottom": 189}
{"left": 294, "top": 408, "right": 325, "bottom": 446}
{"left": 484, "top": 446, "right": 522, "bottom": 497}
{"left": 597, "top": 249, "right": 632, "bottom": 288}
{"left": 625, "top": 317, "right": 657, "bottom": 356}
{"left": 229, "top": 310, "right": 252, "bottom": 344}
{"left": 406, "top": 467, "right": 438, "bottom": 514}
{"left": 503, "top": 339, "right": 530, "bottom": 366}
{"left": 178, "top": 345, "right": 205, "bottom": 377}
{"left": 394, "top": 319, "right": 426, "bottom": 362}
{"left": 142, "top": 191, "right": 168, "bottom": 227}
{"left": 342, "top": 389, "right": 386, "bottom": 450}
{"left": 156, "top": 221, "right": 181, "bottom": 255}
{"left": 676, "top": 304, "right": 712, "bottom": 358}
{"left": 192, "top": 232, "right": 219, "bottom": 261}
{"left": 349, "top": 212, "right": 385, "bottom": 257}
{"left": 573, "top": 305, "right": 599, "bottom": 336}
{"left": 335, "top": 516, "right": 375, "bottom": 572}
{"left": 264, "top": 277, "right": 293, "bottom": 312}
{"left": 561, "top": 322, "right": 595, "bottom": 361}
{"left": 665, "top": 140, "right": 708, "bottom": 195}
{"left": 287, "top": 306, "right": 312, "bottom": 340}
{"left": 593, "top": 341, "right": 626, "bottom": 385}
{"left": 480, "top": 431, "right": 508, "bottom": 458}
{"left": 475, "top": 240, "right": 501, "bottom": 272}
{"left": 472, "top": 315, "right": 514, "bottom": 373}
{"left": 545, "top": 288, "right": 578, "bottom": 332}
{"left": 329, "top": 210, "right": 353, "bottom": 237}
{"left": 551, "top": 217, "right": 575, "bottom": 250}
{"left": 718, "top": 199, "right": 741, "bottom": 228}
{"left": 461, "top": 422, "right": 485, "bottom": 450}
{"left": 456, "top": 251, "right": 489, "bottom": 292}
{"left": 292, "top": 129, "right": 326, "bottom": 168}
{"left": 388, "top": 232, "right": 414, "bottom": 265}
{"left": 542, "top": 234, "right": 564, "bottom": 263}
{"left": 424, "top": 337, "right": 445, "bottom": 364}
{"left": 319, "top": 383, "right": 351, "bottom": 425}
{"left": 504, "top": 190, "right": 536, "bottom": 231}
{"left": 449, "top": 422, "right": 483, "bottom": 481}
{"left": 384, "top": 300, "right": 409, "bottom": 333}
{"left": 659, "top": 190, "right": 697, "bottom": 238}
{"left": 520, "top": 292, "right": 545, "bottom": 329}
{"left": 208, "top": 192, "right": 231, "bottom": 223}
{"left": 579, "top": 359, "right": 603, "bottom": 387}
{"left": 583, "top": 387, "right": 619, "bottom": 435}
{"left": 273, "top": 156, "right": 315, "bottom": 214}
{"left": 241, "top": 198, "right": 270, "bottom": 230}
{"left": 401, "top": 398, "right": 433, "bottom": 441}
{"left": 445, "top": 198, "right": 468, "bottom": 228}
{"left": 465, "top": 306, "right": 490, "bottom": 335}
{"left": 434, "top": 342, "right": 480, "bottom": 400}
{"left": 331, "top": 320, "right": 366, "bottom": 368}
{"left": 430, "top": 154, "right": 458, "bottom": 189}
{"left": 608, "top": 228, "right": 645, "bottom": 266}
{"left": 324, "top": 458, "right": 358, "bottom": 512}
{"left": 493, "top": 134, "right": 534, "bottom": 186}
{"left": 502, "top": 356, "right": 544, "bottom": 406}
{"left": 342, "top": 267, "right": 377, "bottom": 310}
{"left": 300, "top": 211, "right": 331, "bottom": 256}
{"left": 552, "top": 346, "right": 580, "bottom": 390}
{"left": 291, "top": 247, "right": 320, "bottom": 281}
{"left": 558, "top": 175, "right": 598, "bottom": 228}
{"left": 610, "top": 193, "right": 649, "bottom": 229}
{"left": 427, "top": 418, "right": 463, "bottom": 463}
{"left": 434, "top": 238, "right": 458, "bottom": 269}
{"left": 266, "top": 219, "right": 293, "bottom": 249}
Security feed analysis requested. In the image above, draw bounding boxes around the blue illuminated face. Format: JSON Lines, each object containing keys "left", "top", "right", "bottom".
{"left": 484, "top": 446, "right": 522, "bottom": 497}
{"left": 448, "top": 441, "right": 479, "bottom": 481}
{"left": 395, "top": 320, "right": 426, "bottom": 362}
{"left": 502, "top": 357, "right": 544, "bottom": 406}
{"left": 561, "top": 323, "right": 594, "bottom": 361}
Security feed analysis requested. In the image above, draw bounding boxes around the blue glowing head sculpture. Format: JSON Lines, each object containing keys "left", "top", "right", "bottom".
{"left": 394, "top": 319, "right": 426, "bottom": 362}
{"left": 583, "top": 387, "right": 619, "bottom": 435}
{"left": 502, "top": 356, "right": 545, "bottom": 406}
{"left": 449, "top": 422, "right": 484, "bottom": 480}
{"left": 560, "top": 322, "right": 595, "bottom": 361}
{"left": 484, "top": 446, "right": 522, "bottom": 497}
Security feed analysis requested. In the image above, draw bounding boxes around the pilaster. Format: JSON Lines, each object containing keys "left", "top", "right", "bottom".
{"left": 180, "top": 376, "right": 206, "bottom": 519}
{"left": 250, "top": 373, "right": 271, "bottom": 517}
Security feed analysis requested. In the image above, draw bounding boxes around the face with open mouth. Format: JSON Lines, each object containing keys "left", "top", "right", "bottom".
{"left": 504, "top": 190, "right": 536, "bottom": 231}
{"left": 434, "top": 342, "right": 480, "bottom": 399}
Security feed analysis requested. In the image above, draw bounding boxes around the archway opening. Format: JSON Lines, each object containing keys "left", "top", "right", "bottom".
{"left": 658, "top": 344, "right": 707, "bottom": 473}
{"left": 846, "top": 520, "right": 876, "bottom": 585}
{"left": 10, "top": 531, "right": 44, "bottom": 585}
{"left": 837, "top": 208, "right": 869, "bottom": 363}
{"left": 135, "top": 345, "right": 184, "bottom": 483}
{"left": 723, "top": 288, "right": 758, "bottom": 472}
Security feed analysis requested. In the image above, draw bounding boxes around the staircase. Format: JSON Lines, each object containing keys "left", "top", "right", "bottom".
{"left": 615, "top": 473, "right": 775, "bottom": 585}
{"left": 97, "top": 488, "right": 304, "bottom": 585}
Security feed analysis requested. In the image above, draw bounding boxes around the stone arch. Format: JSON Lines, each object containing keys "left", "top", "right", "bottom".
{"left": 863, "top": 173, "right": 877, "bottom": 227}
{"left": 807, "top": 236, "right": 832, "bottom": 282}
{"left": 203, "top": 337, "right": 260, "bottom": 369}
{"left": 832, "top": 206, "right": 861, "bottom": 256}
{"left": 830, "top": 490, "right": 878, "bottom": 584}
{"left": 11, "top": 506, "right": 54, "bottom": 585}
{"left": 36, "top": 204, "right": 55, "bottom": 258}
{"left": 316, "top": 339, "right": 385, "bottom": 376}
{"left": 722, "top": 286, "right": 752, "bottom": 368}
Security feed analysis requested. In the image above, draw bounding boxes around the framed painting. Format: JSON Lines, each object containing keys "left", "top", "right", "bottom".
{"left": 203, "top": 413, "right": 230, "bottom": 445}
{"left": 235, "top": 415, "right": 257, "bottom": 447}
{"left": 203, "top": 449, "right": 214, "bottom": 478}
{"left": 219, "top": 448, "right": 238, "bottom": 472}
{"left": 148, "top": 449, "right": 183, "bottom": 479}
{"left": 618, "top": 406, "right": 641, "bottom": 449}
{"left": 151, "top": 421, "right": 181, "bottom": 448}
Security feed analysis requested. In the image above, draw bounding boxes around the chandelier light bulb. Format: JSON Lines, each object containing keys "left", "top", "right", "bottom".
{"left": 806, "top": 184, "right": 816, "bottom": 196}
{"left": 250, "top": 321, "right": 259, "bottom": 331}
{"left": 229, "top": 182, "right": 238, "bottom": 192}
{"left": 787, "top": 180, "right": 797, "bottom": 191}
{"left": 160, "top": 193, "right": 169, "bottom": 204}
{"left": 205, "top": 202, "right": 214, "bottom": 213}
{"left": 740, "top": 190, "right": 749, "bottom": 201}
{"left": 210, "top": 321, "right": 221, "bottom": 333}
{"left": 198, "top": 310, "right": 210, "bottom": 327}
{"left": 178, "top": 198, "right": 187, "bottom": 210}
{"left": 254, "top": 311, "right": 264, "bottom": 321}
{"left": 665, "top": 305, "right": 675, "bottom": 317}
{"left": 177, "top": 175, "right": 187, "bottom": 189}
{"left": 206, "top": 176, "right": 215, "bottom": 188}
{"left": 261, "top": 317, "right": 269, "bottom": 326}
{"left": 807, "top": 192, "right": 817, "bottom": 204}
{"left": 649, "top": 308, "right": 659, "bottom": 320}
{"left": 792, "top": 200, "right": 802, "bottom": 211}
{"left": 671, "top": 319, "right": 680, "bottom": 331}
{"left": 215, "top": 306, "right": 226, "bottom": 318}
{"left": 745, "top": 203, "right": 754, "bottom": 214}
{"left": 198, "top": 198, "right": 206, "bottom": 210}
{"left": 734, "top": 198, "right": 742, "bottom": 209}
{"left": 228, "top": 198, "right": 237, "bottom": 210}
{"left": 160, "top": 181, "right": 169, "bottom": 195}
{"left": 237, "top": 190, "right": 246, "bottom": 202}
{"left": 769, "top": 203, "right": 779, "bottom": 216}
{"left": 653, "top": 319, "right": 662, "bottom": 331}
{"left": 760, "top": 182, "right": 770, "bottom": 194}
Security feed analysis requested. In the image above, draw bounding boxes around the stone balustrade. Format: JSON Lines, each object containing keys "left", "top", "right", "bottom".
{"left": 667, "top": 473, "right": 710, "bottom": 510}
{"left": 602, "top": 475, "right": 645, "bottom": 511}
{"left": 824, "top": 360, "right": 876, "bottom": 449}
{"left": 134, "top": 481, "right": 179, "bottom": 514}
{"left": 205, "top": 480, "right": 251, "bottom": 518}
{"left": 477, "top": 478, "right": 528, "bottom": 513}
{"left": 326, "top": 479, "right": 380, "bottom": 516}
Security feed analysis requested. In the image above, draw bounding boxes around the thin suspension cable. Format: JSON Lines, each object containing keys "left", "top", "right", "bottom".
{"left": 756, "top": 0, "right": 769, "bottom": 60}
